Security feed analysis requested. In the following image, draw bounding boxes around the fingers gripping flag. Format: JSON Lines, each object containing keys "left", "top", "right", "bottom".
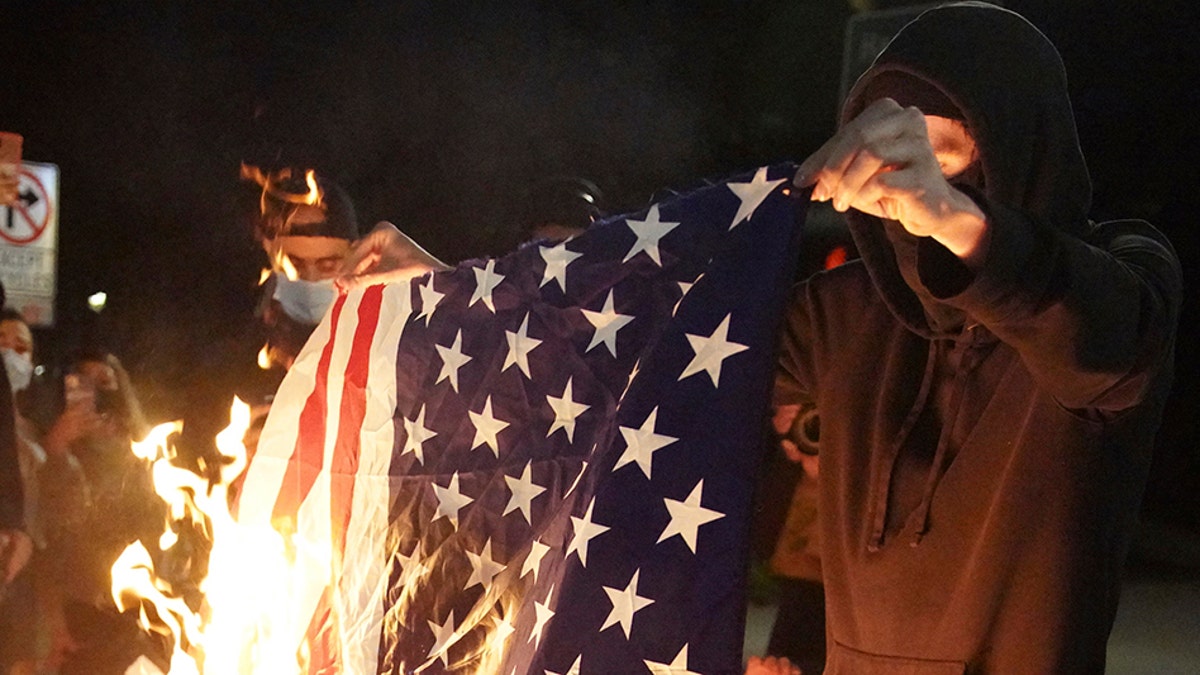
{"left": 239, "top": 164, "right": 807, "bottom": 674}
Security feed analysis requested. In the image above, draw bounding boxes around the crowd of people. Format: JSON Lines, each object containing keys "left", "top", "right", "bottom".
{"left": 0, "top": 304, "right": 158, "bottom": 673}
{"left": 0, "top": 3, "right": 1185, "bottom": 674}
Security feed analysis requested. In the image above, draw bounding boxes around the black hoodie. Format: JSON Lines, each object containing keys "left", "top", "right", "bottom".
{"left": 775, "top": 4, "right": 1181, "bottom": 673}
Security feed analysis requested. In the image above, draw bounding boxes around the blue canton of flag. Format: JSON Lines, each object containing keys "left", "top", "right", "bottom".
{"left": 240, "top": 164, "right": 806, "bottom": 675}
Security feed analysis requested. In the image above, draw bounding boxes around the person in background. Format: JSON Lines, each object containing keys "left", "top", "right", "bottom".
{"left": 521, "top": 176, "right": 605, "bottom": 245}
{"left": 776, "top": 3, "right": 1180, "bottom": 671}
{"left": 38, "top": 348, "right": 157, "bottom": 670}
{"left": 253, "top": 169, "right": 360, "bottom": 370}
{"left": 761, "top": 402, "right": 824, "bottom": 675}
{"left": 0, "top": 305, "right": 36, "bottom": 675}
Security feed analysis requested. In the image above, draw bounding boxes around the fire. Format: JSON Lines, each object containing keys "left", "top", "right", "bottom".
{"left": 240, "top": 163, "right": 325, "bottom": 215}
{"left": 242, "top": 164, "right": 318, "bottom": 281}
{"left": 301, "top": 170, "right": 321, "bottom": 206}
{"left": 257, "top": 343, "right": 272, "bottom": 370}
{"left": 111, "top": 398, "right": 316, "bottom": 674}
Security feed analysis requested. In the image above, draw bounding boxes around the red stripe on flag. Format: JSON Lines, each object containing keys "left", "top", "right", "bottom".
{"left": 272, "top": 295, "right": 348, "bottom": 525}
{"left": 302, "top": 586, "right": 340, "bottom": 675}
{"left": 329, "top": 285, "right": 385, "bottom": 557}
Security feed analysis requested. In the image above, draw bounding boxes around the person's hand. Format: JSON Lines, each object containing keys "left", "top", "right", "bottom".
{"left": 0, "top": 528, "right": 33, "bottom": 583}
{"left": 0, "top": 162, "right": 18, "bottom": 206}
{"left": 796, "top": 98, "right": 988, "bottom": 264}
{"left": 43, "top": 405, "right": 102, "bottom": 456}
{"left": 771, "top": 404, "right": 819, "bottom": 479}
{"left": 745, "top": 655, "right": 802, "bottom": 675}
{"left": 335, "top": 221, "right": 451, "bottom": 292}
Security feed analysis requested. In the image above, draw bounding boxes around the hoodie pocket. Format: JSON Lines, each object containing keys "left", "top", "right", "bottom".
{"left": 826, "top": 641, "right": 966, "bottom": 675}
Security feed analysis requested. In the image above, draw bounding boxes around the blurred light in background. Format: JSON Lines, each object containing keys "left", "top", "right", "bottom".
{"left": 88, "top": 291, "right": 108, "bottom": 313}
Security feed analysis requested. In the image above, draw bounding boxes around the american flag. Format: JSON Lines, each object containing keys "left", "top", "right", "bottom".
{"left": 238, "top": 164, "right": 806, "bottom": 674}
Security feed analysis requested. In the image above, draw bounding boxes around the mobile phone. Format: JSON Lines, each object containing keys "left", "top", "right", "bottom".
{"left": 64, "top": 373, "right": 96, "bottom": 411}
{"left": 0, "top": 132, "right": 21, "bottom": 164}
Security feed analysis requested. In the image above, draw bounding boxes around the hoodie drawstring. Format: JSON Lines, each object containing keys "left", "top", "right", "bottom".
{"left": 868, "top": 339, "right": 938, "bottom": 552}
{"left": 911, "top": 328, "right": 989, "bottom": 546}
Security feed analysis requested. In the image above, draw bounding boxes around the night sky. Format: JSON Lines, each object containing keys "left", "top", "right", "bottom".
{"left": 2, "top": 1, "right": 1198, "bottom": 515}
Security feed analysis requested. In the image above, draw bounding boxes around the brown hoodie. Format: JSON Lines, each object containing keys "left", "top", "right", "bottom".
{"left": 774, "top": 4, "right": 1181, "bottom": 672}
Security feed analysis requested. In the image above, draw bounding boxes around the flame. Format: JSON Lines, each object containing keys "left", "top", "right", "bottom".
{"left": 111, "top": 399, "right": 317, "bottom": 674}
{"left": 240, "top": 163, "right": 325, "bottom": 213}
{"left": 257, "top": 343, "right": 271, "bottom": 370}
{"left": 277, "top": 251, "right": 299, "bottom": 281}
{"left": 301, "top": 170, "right": 321, "bottom": 206}
{"left": 258, "top": 268, "right": 272, "bottom": 286}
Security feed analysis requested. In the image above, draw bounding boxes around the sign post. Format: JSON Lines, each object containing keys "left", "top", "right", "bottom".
{"left": 0, "top": 161, "right": 59, "bottom": 326}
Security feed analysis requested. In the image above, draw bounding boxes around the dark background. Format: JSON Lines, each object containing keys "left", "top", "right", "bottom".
{"left": 2, "top": 1, "right": 1198, "bottom": 529}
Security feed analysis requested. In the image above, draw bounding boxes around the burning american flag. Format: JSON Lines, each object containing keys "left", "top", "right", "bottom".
{"left": 236, "top": 164, "right": 806, "bottom": 674}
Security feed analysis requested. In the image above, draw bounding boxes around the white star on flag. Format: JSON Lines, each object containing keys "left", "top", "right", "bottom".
{"left": 600, "top": 569, "right": 655, "bottom": 639}
{"left": 503, "top": 313, "right": 543, "bottom": 378}
{"left": 427, "top": 610, "right": 457, "bottom": 667}
{"left": 728, "top": 166, "right": 786, "bottom": 229}
{"left": 432, "top": 473, "right": 474, "bottom": 527}
{"left": 623, "top": 204, "right": 680, "bottom": 265}
{"left": 581, "top": 289, "right": 633, "bottom": 357}
{"left": 416, "top": 275, "right": 445, "bottom": 325}
{"left": 469, "top": 259, "right": 505, "bottom": 312}
{"left": 434, "top": 329, "right": 472, "bottom": 392}
{"left": 503, "top": 461, "right": 547, "bottom": 525}
{"left": 402, "top": 404, "right": 438, "bottom": 464}
{"left": 468, "top": 395, "right": 510, "bottom": 457}
{"left": 680, "top": 314, "right": 749, "bottom": 387}
{"left": 530, "top": 585, "right": 555, "bottom": 647}
{"left": 492, "top": 617, "right": 516, "bottom": 648}
{"left": 521, "top": 539, "right": 551, "bottom": 581}
{"left": 566, "top": 497, "right": 609, "bottom": 568}
{"left": 540, "top": 243, "right": 582, "bottom": 291}
{"left": 644, "top": 644, "right": 702, "bottom": 675}
{"left": 657, "top": 480, "right": 726, "bottom": 553}
{"left": 395, "top": 542, "right": 429, "bottom": 586}
{"left": 614, "top": 407, "right": 678, "bottom": 480}
{"left": 464, "top": 539, "right": 505, "bottom": 591}
{"left": 546, "top": 377, "right": 590, "bottom": 442}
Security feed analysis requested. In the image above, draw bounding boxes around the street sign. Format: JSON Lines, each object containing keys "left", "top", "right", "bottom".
{"left": 0, "top": 161, "right": 59, "bottom": 326}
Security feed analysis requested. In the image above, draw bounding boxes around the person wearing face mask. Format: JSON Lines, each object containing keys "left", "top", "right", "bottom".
{"left": 771, "top": 4, "right": 1181, "bottom": 672}
{"left": 0, "top": 305, "right": 36, "bottom": 674}
{"left": 34, "top": 348, "right": 157, "bottom": 669}
{"left": 254, "top": 170, "right": 359, "bottom": 370}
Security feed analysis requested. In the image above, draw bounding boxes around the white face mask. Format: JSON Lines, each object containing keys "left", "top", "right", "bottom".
{"left": 2, "top": 348, "right": 33, "bottom": 393}
{"left": 273, "top": 275, "right": 336, "bottom": 325}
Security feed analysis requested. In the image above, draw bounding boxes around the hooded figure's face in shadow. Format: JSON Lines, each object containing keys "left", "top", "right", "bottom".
{"left": 925, "top": 115, "right": 978, "bottom": 181}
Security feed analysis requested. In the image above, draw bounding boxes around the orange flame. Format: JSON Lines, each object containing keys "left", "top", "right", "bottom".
{"left": 240, "top": 164, "right": 325, "bottom": 213}
{"left": 111, "top": 399, "right": 316, "bottom": 674}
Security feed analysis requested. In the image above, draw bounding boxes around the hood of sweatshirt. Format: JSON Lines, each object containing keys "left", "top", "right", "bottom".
{"left": 840, "top": 2, "right": 1092, "bottom": 339}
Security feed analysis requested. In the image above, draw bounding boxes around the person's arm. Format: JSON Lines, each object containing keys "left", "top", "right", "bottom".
{"left": 774, "top": 283, "right": 820, "bottom": 451}
{"left": 796, "top": 98, "right": 1181, "bottom": 412}
{"left": 107, "top": 354, "right": 150, "bottom": 442}
{"left": 0, "top": 366, "right": 32, "bottom": 583}
{"left": 0, "top": 162, "right": 19, "bottom": 206}
{"left": 919, "top": 202, "right": 1180, "bottom": 412}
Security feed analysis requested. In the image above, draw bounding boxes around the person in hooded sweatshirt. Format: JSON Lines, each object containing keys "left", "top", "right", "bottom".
{"left": 774, "top": 3, "right": 1181, "bottom": 673}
